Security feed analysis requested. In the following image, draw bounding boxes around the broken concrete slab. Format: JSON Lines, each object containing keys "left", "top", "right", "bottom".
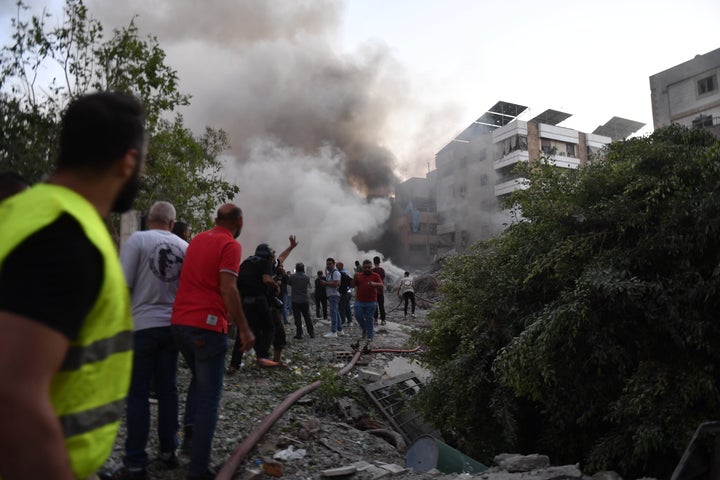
{"left": 320, "top": 465, "right": 358, "bottom": 477}
{"left": 495, "top": 453, "right": 550, "bottom": 472}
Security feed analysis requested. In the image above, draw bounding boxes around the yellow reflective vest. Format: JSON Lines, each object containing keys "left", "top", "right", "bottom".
{"left": 0, "top": 184, "right": 133, "bottom": 479}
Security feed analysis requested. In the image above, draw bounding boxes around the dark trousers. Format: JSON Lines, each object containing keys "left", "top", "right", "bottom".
{"left": 172, "top": 325, "right": 226, "bottom": 476}
{"left": 292, "top": 301, "right": 314, "bottom": 338}
{"left": 125, "top": 327, "right": 179, "bottom": 469}
{"left": 339, "top": 292, "right": 352, "bottom": 324}
{"left": 270, "top": 306, "right": 286, "bottom": 351}
{"left": 374, "top": 293, "right": 386, "bottom": 321}
{"left": 315, "top": 295, "right": 327, "bottom": 318}
{"left": 403, "top": 291, "right": 416, "bottom": 315}
{"left": 231, "top": 296, "right": 274, "bottom": 367}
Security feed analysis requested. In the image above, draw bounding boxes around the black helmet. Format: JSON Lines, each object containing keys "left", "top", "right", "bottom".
{"left": 255, "top": 243, "right": 273, "bottom": 259}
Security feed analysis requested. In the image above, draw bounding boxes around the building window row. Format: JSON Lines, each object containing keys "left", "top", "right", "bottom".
{"left": 496, "top": 134, "right": 528, "bottom": 159}
{"left": 540, "top": 138, "right": 577, "bottom": 158}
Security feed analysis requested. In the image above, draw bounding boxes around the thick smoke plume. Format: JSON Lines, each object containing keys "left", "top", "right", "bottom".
{"left": 88, "top": 0, "right": 444, "bottom": 273}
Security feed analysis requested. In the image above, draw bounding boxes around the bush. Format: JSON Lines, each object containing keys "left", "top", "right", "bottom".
{"left": 413, "top": 125, "right": 720, "bottom": 478}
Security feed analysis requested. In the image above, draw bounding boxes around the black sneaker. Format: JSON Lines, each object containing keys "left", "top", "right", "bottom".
{"left": 187, "top": 465, "right": 221, "bottom": 480}
{"left": 98, "top": 465, "right": 147, "bottom": 480}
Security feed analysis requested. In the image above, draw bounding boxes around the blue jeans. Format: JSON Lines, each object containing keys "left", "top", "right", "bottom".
{"left": 172, "top": 325, "right": 227, "bottom": 476}
{"left": 328, "top": 295, "right": 342, "bottom": 332}
{"left": 354, "top": 301, "right": 377, "bottom": 340}
{"left": 124, "top": 327, "right": 179, "bottom": 469}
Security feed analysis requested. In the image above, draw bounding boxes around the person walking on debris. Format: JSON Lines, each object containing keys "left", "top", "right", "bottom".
{"left": 372, "top": 256, "right": 387, "bottom": 326}
{"left": 287, "top": 262, "right": 314, "bottom": 339}
{"left": 0, "top": 92, "right": 144, "bottom": 480}
{"left": 113, "top": 201, "right": 188, "bottom": 479}
{"left": 269, "top": 258, "right": 292, "bottom": 364}
{"left": 336, "top": 261, "right": 353, "bottom": 327}
{"left": 314, "top": 270, "right": 328, "bottom": 319}
{"left": 397, "top": 271, "right": 417, "bottom": 318}
{"left": 351, "top": 259, "right": 384, "bottom": 353}
{"left": 321, "top": 257, "right": 343, "bottom": 337}
{"left": 171, "top": 203, "right": 255, "bottom": 480}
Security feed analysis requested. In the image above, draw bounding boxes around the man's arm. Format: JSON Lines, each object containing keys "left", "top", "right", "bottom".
{"left": 0, "top": 312, "right": 75, "bottom": 480}
{"left": 219, "top": 272, "right": 255, "bottom": 352}
{"left": 275, "top": 235, "right": 298, "bottom": 264}
{"left": 262, "top": 273, "right": 278, "bottom": 290}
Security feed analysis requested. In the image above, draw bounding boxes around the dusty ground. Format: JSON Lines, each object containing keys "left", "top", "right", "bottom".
{"left": 102, "top": 296, "right": 444, "bottom": 479}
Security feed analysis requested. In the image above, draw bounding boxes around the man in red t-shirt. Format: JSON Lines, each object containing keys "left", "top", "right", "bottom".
{"left": 351, "top": 259, "right": 383, "bottom": 353}
{"left": 171, "top": 203, "right": 255, "bottom": 480}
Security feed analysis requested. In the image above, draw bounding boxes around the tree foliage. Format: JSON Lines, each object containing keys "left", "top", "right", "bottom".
{"left": 413, "top": 125, "right": 720, "bottom": 478}
{"left": 0, "top": 0, "right": 238, "bottom": 230}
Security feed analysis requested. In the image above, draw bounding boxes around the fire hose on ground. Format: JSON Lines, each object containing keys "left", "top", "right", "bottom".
{"left": 216, "top": 344, "right": 422, "bottom": 479}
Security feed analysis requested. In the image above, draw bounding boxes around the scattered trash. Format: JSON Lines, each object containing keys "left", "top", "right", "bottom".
{"left": 273, "top": 445, "right": 307, "bottom": 461}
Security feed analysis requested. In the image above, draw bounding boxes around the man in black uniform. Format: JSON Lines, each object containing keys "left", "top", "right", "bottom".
{"left": 227, "top": 236, "right": 297, "bottom": 372}
{"left": 314, "top": 270, "right": 327, "bottom": 319}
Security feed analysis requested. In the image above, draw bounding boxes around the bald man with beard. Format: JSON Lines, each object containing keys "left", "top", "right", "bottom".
{"left": 171, "top": 203, "right": 255, "bottom": 480}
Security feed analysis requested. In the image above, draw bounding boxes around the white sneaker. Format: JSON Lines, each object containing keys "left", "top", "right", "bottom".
{"left": 411, "top": 313, "right": 416, "bottom": 318}
{"left": 338, "top": 330, "right": 345, "bottom": 336}
{"left": 323, "top": 332, "right": 337, "bottom": 338}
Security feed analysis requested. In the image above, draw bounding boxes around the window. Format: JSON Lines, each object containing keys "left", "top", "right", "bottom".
{"left": 698, "top": 75, "right": 717, "bottom": 96}
{"left": 692, "top": 114, "right": 714, "bottom": 128}
{"left": 541, "top": 138, "right": 552, "bottom": 154}
{"left": 566, "top": 143, "right": 576, "bottom": 158}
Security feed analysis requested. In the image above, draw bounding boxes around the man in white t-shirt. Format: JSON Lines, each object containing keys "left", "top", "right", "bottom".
{"left": 115, "top": 201, "right": 189, "bottom": 478}
{"left": 397, "top": 271, "right": 416, "bottom": 318}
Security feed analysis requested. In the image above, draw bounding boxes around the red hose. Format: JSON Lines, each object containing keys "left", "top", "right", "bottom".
{"left": 369, "top": 346, "right": 422, "bottom": 354}
{"left": 216, "top": 350, "right": 363, "bottom": 479}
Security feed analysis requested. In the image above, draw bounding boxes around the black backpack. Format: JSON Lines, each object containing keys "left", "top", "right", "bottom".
{"left": 338, "top": 271, "right": 352, "bottom": 294}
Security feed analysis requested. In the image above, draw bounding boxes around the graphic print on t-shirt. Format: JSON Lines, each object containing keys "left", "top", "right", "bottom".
{"left": 149, "top": 242, "right": 185, "bottom": 282}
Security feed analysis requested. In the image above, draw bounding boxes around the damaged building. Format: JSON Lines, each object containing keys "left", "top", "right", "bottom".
{"left": 391, "top": 101, "right": 644, "bottom": 269}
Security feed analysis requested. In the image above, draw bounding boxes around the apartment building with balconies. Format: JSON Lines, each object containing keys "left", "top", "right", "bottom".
{"left": 390, "top": 101, "right": 643, "bottom": 266}
{"left": 492, "top": 110, "right": 636, "bottom": 197}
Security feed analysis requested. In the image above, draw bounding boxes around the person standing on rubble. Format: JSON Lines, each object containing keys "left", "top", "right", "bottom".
{"left": 0, "top": 91, "right": 145, "bottom": 480}
{"left": 230, "top": 236, "right": 298, "bottom": 371}
{"left": 372, "top": 256, "right": 387, "bottom": 326}
{"left": 314, "top": 270, "right": 328, "bottom": 319}
{"left": 321, "top": 258, "right": 343, "bottom": 337}
{"left": 111, "top": 201, "right": 187, "bottom": 479}
{"left": 287, "top": 262, "right": 314, "bottom": 339}
{"left": 351, "top": 259, "right": 384, "bottom": 352}
{"left": 336, "top": 261, "right": 353, "bottom": 327}
{"left": 171, "top": 203, "right": 255, "bottom": 480}
{"left": 397, "top": 271, "right": 416, "bottom": 318}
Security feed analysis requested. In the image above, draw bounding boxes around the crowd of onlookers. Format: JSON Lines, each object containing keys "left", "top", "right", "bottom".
{"left": 0, "top": 90, "right": 418, "bottom": 480}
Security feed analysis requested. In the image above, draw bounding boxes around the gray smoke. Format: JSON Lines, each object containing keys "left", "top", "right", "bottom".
{"left": 85, "top": 0, "right": 456, "bottom": 269}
